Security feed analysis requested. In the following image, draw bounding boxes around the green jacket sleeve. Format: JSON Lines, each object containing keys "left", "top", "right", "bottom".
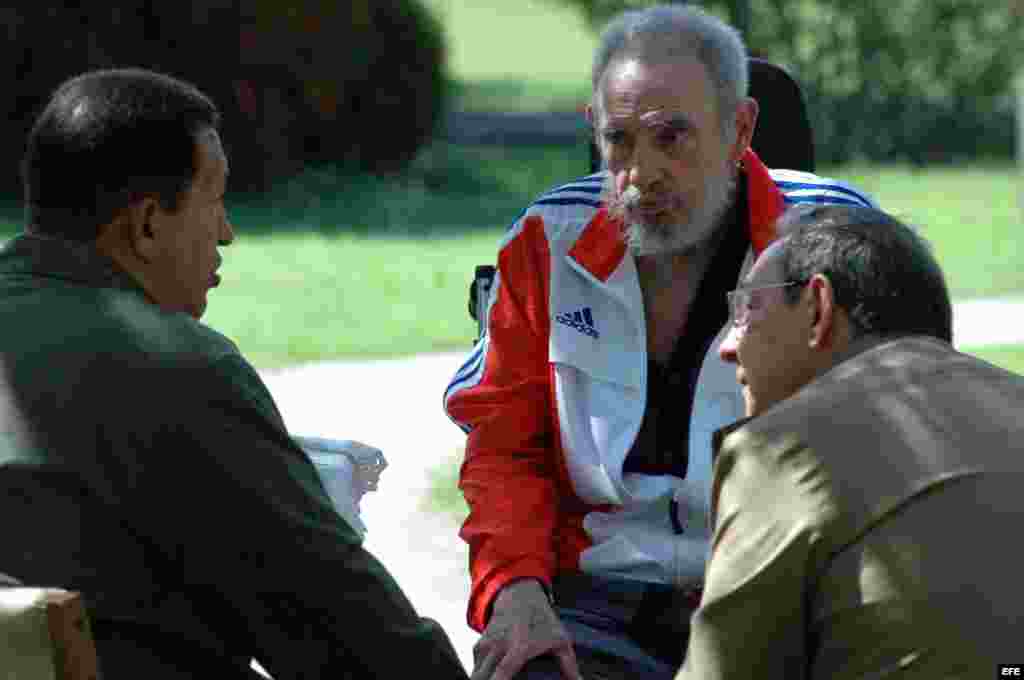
{"left": 111, "top": 352, "right": 468, "bottom": 679}
{"left": 677, "top": 431, "right": 837, "bottom": 680}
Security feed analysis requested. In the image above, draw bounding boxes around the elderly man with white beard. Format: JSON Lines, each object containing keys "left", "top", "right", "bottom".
{"left": 443, "top": 5, "right": 875, "bottom": 680}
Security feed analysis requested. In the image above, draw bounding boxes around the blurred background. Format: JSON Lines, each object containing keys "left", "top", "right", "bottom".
{"left": 0, "top": 0, "right": 1020, "bottom": 371}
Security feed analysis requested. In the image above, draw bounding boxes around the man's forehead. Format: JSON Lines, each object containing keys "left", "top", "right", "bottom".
{"left": 604, "top": 108, "right": 693, "bottom": 130}
{"left": 605, "top": 54, "right": 709, "bottom": 84}
{"left": 599, "top": 57, "right": 715, "bottom": 116}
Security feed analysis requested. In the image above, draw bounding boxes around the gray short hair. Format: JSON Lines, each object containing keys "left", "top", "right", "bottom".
{"left": 774, "top": 204, "right": 953, "bottom": 344}
{"left": 591, "top": 4, "right": 748, "bottom": 133}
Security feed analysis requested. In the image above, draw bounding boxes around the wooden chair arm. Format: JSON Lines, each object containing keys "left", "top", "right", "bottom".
{"left": 0, "top": 587, "right": 100, "bottom": 680}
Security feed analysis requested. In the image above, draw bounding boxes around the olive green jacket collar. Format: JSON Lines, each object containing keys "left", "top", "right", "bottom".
{"left": 0, "top": 233, "right": 145, "bottom": 297}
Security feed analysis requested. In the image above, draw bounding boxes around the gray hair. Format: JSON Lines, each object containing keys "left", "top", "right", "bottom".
{"left": 773, "top": 204, "right": 953, "bottom": 344}
{"left": 591, "top": 4, "right": 748, "bottom": 134}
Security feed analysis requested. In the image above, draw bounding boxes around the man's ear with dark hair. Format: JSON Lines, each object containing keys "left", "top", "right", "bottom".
{"left": 97, "top": 196, "right": 161, "bottom": 265}
{"left": 806, "top": 273, "right": 851, "bottom": 354}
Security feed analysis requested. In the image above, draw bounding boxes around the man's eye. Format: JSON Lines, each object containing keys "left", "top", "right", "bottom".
{"left": 602, "top": 130, "right": 626, "bottom": 145}
{"left": 656, "top": 130, "right": 677, "bottom": 145}
{"left": 655, "top": 127, "right": 687, "bottom": 147}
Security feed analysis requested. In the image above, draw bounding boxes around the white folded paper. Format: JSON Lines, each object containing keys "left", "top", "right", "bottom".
{"left": 293, "top": 436, "right": 387, "bottom": 537}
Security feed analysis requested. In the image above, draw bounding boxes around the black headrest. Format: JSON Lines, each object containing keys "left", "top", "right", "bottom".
{"left": 747, "top": 58, "right": 815, "bottom": 173}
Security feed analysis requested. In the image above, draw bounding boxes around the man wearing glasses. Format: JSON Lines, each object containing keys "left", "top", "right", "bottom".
{"left": 678, "top": 204, "right": 1024, "bottom": 679}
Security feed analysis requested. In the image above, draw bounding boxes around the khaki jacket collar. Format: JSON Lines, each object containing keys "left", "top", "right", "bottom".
{"left": 712, "top": 416, "right": 755, "bottom": 464}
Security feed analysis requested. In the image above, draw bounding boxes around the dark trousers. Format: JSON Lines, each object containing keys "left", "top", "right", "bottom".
{"left": 515, "top": 573, "right": 699, "bottom": 680}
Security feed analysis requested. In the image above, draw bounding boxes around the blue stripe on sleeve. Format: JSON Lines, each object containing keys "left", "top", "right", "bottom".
{"left": 783, "top": 195, "right": 867, "bottom": 207}
{"left": 776, "top": 181, "right": 873, "bottom": 207}
{"left": 451, "top": 342, "right": 486, "bottom": 383}
{"left": 539, "top": 173, "right": 606, "bottom": 200}
{"left": 534, "top": 197, "right": 603, "bottom": 209}
{"left": 445, "top": 355, "right": 485, "bottom": 402}
{"left": 540, "top": 183, "right": 604, "bottom": 200}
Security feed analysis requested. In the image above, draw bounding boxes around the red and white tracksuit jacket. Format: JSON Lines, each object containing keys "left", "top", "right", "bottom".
{"left": 444, "top": 149, "right": 875, "bottom": 631}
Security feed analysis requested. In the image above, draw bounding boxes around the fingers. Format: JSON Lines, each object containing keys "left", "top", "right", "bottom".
{"left": 476, "top": 632, "right": 581, "bottom": 680}
{"left": 554, "top": 646, "right": 583, "bottom": 680}
{"left": 473, "top": 628, "right": 541, "bottom": 680}
{"left": 490, "top": 644, "right": 532, "bottom": 680}
{"left": 472, "top": 632, "right": 504, "bottom": 680}
{"left": 473, "top": 587, "right": 577, "bottom": 680}
{"left": 471, "top": 646, "right": 501, "bottom": 680}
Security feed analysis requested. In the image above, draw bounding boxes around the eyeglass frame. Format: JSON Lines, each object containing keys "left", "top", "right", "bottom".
{"left": 726, "top": 280, "right": 806, "bottom": 328}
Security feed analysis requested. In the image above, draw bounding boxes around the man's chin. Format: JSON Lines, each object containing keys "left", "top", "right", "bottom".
{"left": 623, "top": 216, "right": 717, "bottom": 257}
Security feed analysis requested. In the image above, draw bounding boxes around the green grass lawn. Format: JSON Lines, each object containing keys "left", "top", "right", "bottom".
{"left": 827, "top": 164, "right": 1024, "bottom": 300}
{"left": 964, "top": 344, "right": 1024, "bottom": 376}
{"left": 201, "top": 229, "right": 502, "bottom": 368}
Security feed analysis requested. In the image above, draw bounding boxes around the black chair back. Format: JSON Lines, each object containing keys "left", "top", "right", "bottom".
{"left": 747, "top": 58, "right": 815, "bottom": 173}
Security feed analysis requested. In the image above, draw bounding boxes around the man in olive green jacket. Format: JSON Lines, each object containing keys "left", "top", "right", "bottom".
{"left": 0, "top": 68, "right": 468, "bottom": 679}
{"left": 677, "top": 204, "right": 1024, "bottom": 679}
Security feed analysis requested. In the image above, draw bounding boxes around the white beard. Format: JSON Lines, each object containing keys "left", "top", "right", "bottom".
{"left": 604, "top": 163, "right": 738, "bottom": 258}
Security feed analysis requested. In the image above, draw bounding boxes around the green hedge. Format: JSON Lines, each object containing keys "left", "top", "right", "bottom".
{"left": 0, "top": 1, "right": 447, "bottom": 195}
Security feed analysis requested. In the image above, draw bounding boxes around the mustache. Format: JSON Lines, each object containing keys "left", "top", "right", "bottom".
{"left": 619, "top": 185, "right": 642, "bottom": 209}
{"left": 603, "top": 179, "right": 643, "bottom": 219}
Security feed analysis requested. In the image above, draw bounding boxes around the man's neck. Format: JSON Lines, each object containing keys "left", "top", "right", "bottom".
{"left": 634, "top": 218, "right": 729, "bottom": 293}
{"left": 635, "top": 237, "right": 724, "bottom": 363}
{"left": 830, "top": 333, "right": 889, "bottom": 368}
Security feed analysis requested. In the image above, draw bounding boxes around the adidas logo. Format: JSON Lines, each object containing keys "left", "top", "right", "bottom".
{"left": 555, "top": 306, "right": 600, "bottom": 339}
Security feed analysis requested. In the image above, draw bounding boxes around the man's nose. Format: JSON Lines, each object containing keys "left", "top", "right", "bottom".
{"left": 219, "top": 217, "right": 235, "bottom": 246}
{"left": 718, "top": 324, "right": 741, "bottom": 363}
{"left": 627, "top": 140, "right": 662, "bottom": 190}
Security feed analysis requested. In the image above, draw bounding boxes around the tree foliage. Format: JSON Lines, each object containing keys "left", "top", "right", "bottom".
{"left": 0, "top": 0, "right": 447, "bottom": 194}
{"left": 549, "top": 0, "right": 1022, "bottom": 163}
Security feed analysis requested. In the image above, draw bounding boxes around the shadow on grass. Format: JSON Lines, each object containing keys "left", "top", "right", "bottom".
{"left": 451, "top": 77, "right": 590, "bottom": 113}
{"left": 229, "top": 141, "right": 591, "bottom": 238}
{"left": 0, "top": 141, "right": 593, "bottom": 241}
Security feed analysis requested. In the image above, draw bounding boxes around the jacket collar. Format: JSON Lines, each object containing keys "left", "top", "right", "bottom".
{"left": 567, "top": 148, "right": 785, "bottom": 282}
{"left": 712, "top": 416, "right": 755, "bottom": 464}
{"left": 0, "top": 233, "right": 147, "bottom": 296}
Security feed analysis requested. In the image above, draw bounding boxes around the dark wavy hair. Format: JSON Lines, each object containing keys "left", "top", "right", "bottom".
{"left": 21, "top": 68, "right": 219, "bottom": 242}
{"left": 776, "top": 204, "right": 953, "bottom": 344}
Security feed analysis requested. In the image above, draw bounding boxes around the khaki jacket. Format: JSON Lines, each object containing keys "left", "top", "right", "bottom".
{"left": 678, "top": 336, "right": 1024, "bottom": 679}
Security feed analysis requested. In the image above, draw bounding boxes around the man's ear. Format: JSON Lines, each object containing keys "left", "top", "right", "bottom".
{"left": 806, "top": 273, "right": 838, "bottom": 350}
{"left": 585, "top": 104, "right": 600, "bottom": 148}
{"left": 730, "top": 97, "right": 759, "bottom": 164}
{"left": 117, "top": 196, "right": 162, "bottom": 263}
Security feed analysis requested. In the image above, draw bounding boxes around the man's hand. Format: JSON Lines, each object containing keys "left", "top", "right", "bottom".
{"left": 471, "top": 579, "right": 582, "bottom": 680}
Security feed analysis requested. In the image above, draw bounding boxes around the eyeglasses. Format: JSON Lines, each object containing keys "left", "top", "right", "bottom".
{"left": 726, "top": 281, "right": 805, "bottom": 328}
